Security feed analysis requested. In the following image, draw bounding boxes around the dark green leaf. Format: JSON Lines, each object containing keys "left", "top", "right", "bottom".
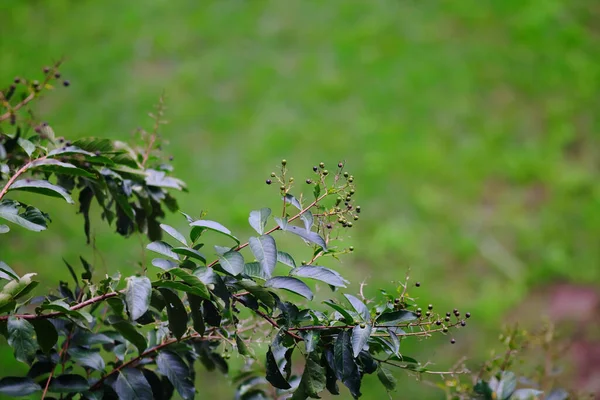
{"left": 313, "top": 184, "right": 321, "bottom": 200}
{"left": 265, "top": 277, "right": 313, "bottom": 300}
{"left": 291, "top": 266, "right": 348, "bottom": 288}
{"left": 387, "top": 329, "right": 400, "bottom": 355}
{"left": 156, "top": 351, "right": 195, "bottom": 400}
{"left": 237, "top": 280, "right": 275, "bottom": 309}
{"left": 151, "top": 258, "right": 178, "bottom": 271}
{"left": 249, "top": 235, "right": 277, "bottom": 279}
{"left": 17, "top": 138, "right": 35, "bottom": 157}
{"left": 142, "top": 369, "right": 174, "bottom": 400}
{"left": 29, "top": 158, "right": 95, "bottom": 178}
{"left": 292, "top": 353, "right": 326, "bottom": 399}
{"left": 187, "top": 294, "right": 206, "bottom": 336}
{"left": 110, "top": 319, "right": 147, "bottom": 353}
{"left": 62, "top": 258, "right": 79, "bottom": 288}
{"left": 172, "top": 247, "right": 206, "bottom": 263}
{"left": 48, "top": 145, "right": 96, "bottom": 158}
{"left": 351, "top": 324, "right": 372, "bottom": 358}
{"left": 219, "top": 251, "right": 245, "bottom": 276}
{"left": 0, "top": 377, "right": 41, "bottom": 397}
{"left": 377, "top": 367, "right": 396, "bottom": 391}
{"left": 323, "top": 300, "right": 354, "bottom": 324}
{"left": 0, "top": 200, "right": 47, "bottom": 232}
{"left": 146, "top": 241, "right": 179, "bottom": 261}
{"left": 7, "top": 317, "right": 37, "bottom": 364}
{"left": 8, "top": 179, "right": 74, "bottom": 204}
{"left": 202, "top": 299, "right": 221, "bottom": 326}
{"left": 78, "top": 187, "right": 94, "bottom": 244}
{"left": 344, "top": 294, "right": 370, "bottom": 321}
{"left": 30, "top": 319, "right": 58, "bottom": 354}
{"left": 265, "top": 347, "right": 291, "bottom": 389}
{"left": 189, "top": 220, "right": 239, "bottom": 243}
{"left": 277, "top": 251, "right": 296, "bottom": 268}
{"left": 375, "top": 310, "right": 417, "bottom": 325}
{"left": 334, "top": 330, "right": 361, "bottom": 399}
{"left": 48, "top": 374, "right": 89, "bottom": 393}
{"left": 281, "top": 225, "right": 327, "bottom": 250}
{"left": 235, "top": 334, "right": 252, "bottom": 357}
{"left": 159, "top": 224, "right": 187, "bottom": 246}
{"left": 0, "top": 261, "right": 19, "bottom": 280}
{"left": 357, "top": 351, "right": 378, "bottom": 374}
{"left": 301, "top": 331, "right": 320, "bottom": 353}
{"left": 158, "top": 288, "right": 188, "bottom": 339}
{"left": 249, "top": 208, "right": 271, "bottom": 235}
{"left": 125, "top": 276, "right": 152, "bottom": 321}
{"left": 322, "top": 349, "right": 339, "bottom": 395}
{"left": 168, "top": 268, "right": 210, "bottom": 299}
{"left": 114, "top": 368, "right": 153, "bottom": 400}
{"left": 67, "top": 346, "right": 105, "bottom": 371}
{"left": 284, "top": 194, "right": 302, "bottom": 210}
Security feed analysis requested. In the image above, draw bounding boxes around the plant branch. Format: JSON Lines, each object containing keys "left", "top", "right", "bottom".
{"left": 206, "top": 192, "right": 329, "bottom": 268}
{"left": 0, "top": 155, "right": 48, "bottom": 201}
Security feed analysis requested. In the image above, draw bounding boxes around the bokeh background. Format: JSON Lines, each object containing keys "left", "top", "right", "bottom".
{"left": 2, "top": 0, "right": 600, "bottom": 398}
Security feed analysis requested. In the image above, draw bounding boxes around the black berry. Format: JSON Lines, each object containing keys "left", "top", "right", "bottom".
{"left": 338, "top": 162, "right": 343, "bottom": 168}
{"left": 356, "top": 206, "right": 361, "bottom": 213}
{"left": 451, "top": 338, "right": 456, "bottom": 344}
{"left": 326, "top": 223, "right": 332, "bottom": 229}
{"left": 313, "top": 166, "right": 318, "bottom": 172}
{"left": 415, "top": 282, "right": 421, "bottom": 287}
{"left": 54, "top": 72, "right": 61, "bottom": 79}
{"left": 43, "top": 66, "right": 50, "bottom": 73}
{"left": 435, "top": 320, "right": 442, "bottom": 326}
{"left": 266, "top": 179, "right": 272, "bottom": 185}
{"left": 306, "top": 179, "right": 312, "bottom": 184}
{"left": 460, "top": 320, "right": 466, "bottom": 327}
{"left": 465, "top": 312, "right": 471, "bottom": 319}
{"left": 63, "top": 80, "right": 70, "bottom": 87}
{"left": 428, "top": 304, "right": 433, "bottom": 310}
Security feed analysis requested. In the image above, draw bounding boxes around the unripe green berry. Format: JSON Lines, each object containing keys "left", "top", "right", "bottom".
{"left": 271, "top": 172, "right": 276, "bottom": 177}
{"left": 349, "top": 246, "right": 354, "bottom": 251}
{"left": 354, "top": 215, "right": 359, "bottom": 221}
{"left": 281, "top": 159, "right": 287, "bottom": 166}
{"left": 356, "top": 206, "right": 361, "bottom": 213}
{"left": 323, "top": 170, "right": 329, "bottom": 176}
{"left": 280, "top": 185, "right": 286, "bottom": 191}
{"left": 348, "top": 176, "right": 354, "bottom": 182}
{"left": 319, "top": 162, "right": 325, "bottom": 168}
{"left": 359, "top": 322, "right": 366, "bottom": 329}
{"left": 350, "top": 189, "right": 355, "bottom": 195}
{"left": 443, "top": 327, "right": 449, "bottom": 333}
{"left": 289, "top": 177, "right": 294, "bottom": 183}
{"left": 346, "top": 222, "right": 353, "bottom": 227}
{"left": 344, "top": 172, "right": 349, "bottom": 177}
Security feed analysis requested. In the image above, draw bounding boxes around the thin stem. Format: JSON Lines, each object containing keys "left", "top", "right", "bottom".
{"left": 0, "top": 155, "right": 47, "bottom": 201}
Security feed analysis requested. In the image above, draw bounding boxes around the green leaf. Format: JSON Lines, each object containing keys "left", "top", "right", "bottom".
{"left": 351, "top": 324, "right": 372, "bottom": 358}
{"left": 145, "top": 169, "right": 186, "bottom": 190}
{"left": 511, "top": 389, "right": 544, "bottom": 399}
{"left": 110, "top": 318, "right": 147, "bottom": 353}
{"left": 146, "top": 241, "right": 179, "bottom": 261}
{"left": 17, "top": 138, "right": 35, "bottom": 157}
{"left": 249, "top": 208, "right": 271, "bottom": 235}
{"left": 0, "top": 200, "right": 47, "bottom": 232}
{"left": 281, "top": 225, "right": 327, "bottom": 250}
{"left": 0, "top": 377, "right": 41, "bottom": 397}
{"left": 219, "top": 251, "right": 245, "bottom": 276}
{"left": 344, "top": 294, "right": 370, "bottom": 322}
{"left": 156, "top": 351, "right": 195, "bottom": 400}
{"left": 492, "top": 371, "right": 517, "bottom": 400}
{"left": 28, "top": 158, "right": 95, "bottom": 178}
{"left": 172, "top": 247, "right": 206, "bottom": 263}
{"left": 0, "top": 224, "right": 9, "bottom": 234}
{"left": 238, "top": 280, "right": 276, "bottom": 309}
{"left": 158, "top": 288, "right": 188, "bottom": 339}
{"left": 0, "top": 261, "right": 19, "bottom": 280}
{"left": 313, "top": 184, "right": 321, "bottom": 200}
{"left": 274, "top": 216, "right": 288, "bottom": 230}
{"left": 189, "top": 220, "right": 239, "bottom": 243}
{"left": 244, "top": 262, "right": 269, "bottom": 281}
{"left": 323, "top": 300, "right": 355, "bottom": 324}
{"left": 265, "top": 277, "right": 313, "bottom": 300}
{"left": 151, "top": 258, "right": 178, "bottom": 271}
{"left": 48, "top": 145, "right": 96, "bottom": 158}
{"left": 159, "top": 224, "right": 187, "bottom": 246}
{"left": 168, "top": 268, "right": 210, "bottom": 299}
{"left": 48, "top": 374, "right": 89, "bottom": 393}
{"left": 375, "top": 310, "right": 417, "bottom": 325}
{"left": 265, "top": 347, "right": 291, "bottom": 389}
{"left": 115, "top": 368, "right": 153, "bottom": 400}
{"left": 8, "top": 179, "right": 74, "bottom": 204}
{"left": 235, "top": 334, "right": 252, "bottom": 357}
{"left": 333, "top": 330, "right": 361, "bottom": 398}
{"left": 290, "top": 266, "right": 348, "bottom": 288}
{"left": 292, "top": 353, "right": 326, "bottom": 399}
{"left": 284, "top": 194, "right": 302, "bottom": 210}
{"left": 126, "top": 276, "right": 152, "bottom": 321}
{"left": 277, "top": 251, "right": 296, "bottom": 268}
{"left": 322, "top": 349, "right": 339, "bottom": 395}
{"left": 67, "top": 346, "right": 105, "bottom": 371}
{"left": 30, "top": 319, "right": 58, "bottom": 354}
{"left": 302, "top": 330, "right": 320, "bottom": 354}
{"left": 7, "top": 317, "right": 37, "bottom": 364}
{"left": 188, "top": 294, "right": 206, "bottom": 336}
{"left": 377, "top": 367, "right": 397, "bottom": 391}
{"left": 249, "top": 235, "right": 277, "bottom": 279}
{"left": 300, "top": 210, "right": 314, "bottom": 232}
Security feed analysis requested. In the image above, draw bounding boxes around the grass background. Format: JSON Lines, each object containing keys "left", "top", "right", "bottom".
{"left": 1, "top": 0, "right": 599, "bottom": 398}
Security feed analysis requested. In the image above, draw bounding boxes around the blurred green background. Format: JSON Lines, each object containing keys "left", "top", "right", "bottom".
{"left": 1, "top": 0, "right": 599, "bottom": 398}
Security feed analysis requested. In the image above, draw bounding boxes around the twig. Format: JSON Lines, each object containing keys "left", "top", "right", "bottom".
{"left": 0, "top": 155, "right": 48, "bottom": 201}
